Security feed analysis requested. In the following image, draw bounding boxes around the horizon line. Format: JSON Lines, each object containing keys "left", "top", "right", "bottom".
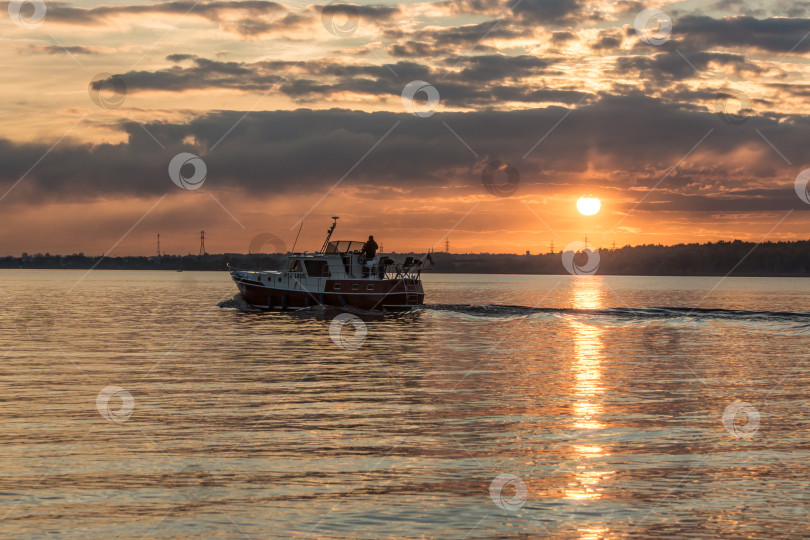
{"left": 6, "top": 236, "right": 810, "bottom": 259}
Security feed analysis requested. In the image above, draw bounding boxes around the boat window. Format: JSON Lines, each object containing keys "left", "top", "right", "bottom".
{"left": 304, "top": 260, "right": 330, "bottom": 277}
{"left": 328, "top": 241, "right": 366, "bottom": 253}
{"left": 352, "top": 283, "right": 359, "bottom": 290}
{"left": 366, "top": 284, "right": 374, "bottom": 291}
{"left": 334, "top": 283, "right": 341, "bottom": 290}
{"left": 286, "top": 259, "right": 303, "bottom": 272}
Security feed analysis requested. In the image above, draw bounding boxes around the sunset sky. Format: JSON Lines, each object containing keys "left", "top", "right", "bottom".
{"left": 3, "top": 0, "right": 810, "bottom": 255}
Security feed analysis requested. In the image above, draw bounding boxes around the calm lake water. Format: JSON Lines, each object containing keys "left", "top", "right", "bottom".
{"left": 2, "top": 270, "right": 810, "bottom": 538}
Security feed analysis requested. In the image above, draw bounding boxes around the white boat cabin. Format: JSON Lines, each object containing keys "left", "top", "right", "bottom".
{"left": 232, "top": 240, "right": 424, "bottom": 294}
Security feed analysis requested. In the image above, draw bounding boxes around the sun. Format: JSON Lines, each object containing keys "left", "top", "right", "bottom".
{"left": 577, "top": 197, "right": 601, "bottom": 216}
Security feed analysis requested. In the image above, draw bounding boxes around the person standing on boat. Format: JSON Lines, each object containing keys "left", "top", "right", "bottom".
{"left": 361, "top": 235, "right": 378, "bottom": 277}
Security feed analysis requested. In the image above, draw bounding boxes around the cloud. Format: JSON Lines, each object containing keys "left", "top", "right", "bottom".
{"left": 766, "top": 82, "right": 810, "bottom": 98}
{"left": 590, "top": 30, "right": 623, "bottom": 51}
{"left": 616, "top": 50, "right": 762, "bottom": 83}
{"left": 1, "top": 96, "right": 806, "bottom": 215}
{"left": 26, "top": 44, "right": 101, "bottom": 55}
{"left": 91, "top": 56, "right": 289, "bottom": 93}
{"left": 489, "top": 87, "right": 589, "bottom": 104}
{"left": 447, "top": 54, "right": 557, "bottom": 82}
{"left": 92, "top": 54, "right": 565, "bottom": 107}
{"left": 644, "top": 190, "right": 802, "bottom": 212}
{"left": 317, "top": 3, "right": 400, "bottom": 20}
{"left": 384, "top": 20, "right": 533, "bottom": 52}
{"left": 40, "top": 0, "right": 285, "bottom": 23}
{"left": 388, "top": 41, "right": 460, "bottom": 58}
{"left": 435, "top": 0, "right": 503, "bottom": 17}
{"left": 511, "top": 0, "right": 586, "bottom": 25}
{"left": 10, "top": 0, "right": 323, "bottom": 37}
{"left": 20, "top": 0, "right": 403, "bottom": 37}
{"left": 551, "top": 30, "right": 576, "bottom": 42}
{"left": 674, "top": 15, "right": 810, "bottom": 54}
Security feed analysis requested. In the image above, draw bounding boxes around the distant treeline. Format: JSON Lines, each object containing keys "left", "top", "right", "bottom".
{"left": 3, "top": 239, "right": 810, "bottom": 276}
{"left": 0, "top": 253, "right": 287, "bottom": 271}
{"left": 430, "top": 240, "right": 810, "bottom": 276}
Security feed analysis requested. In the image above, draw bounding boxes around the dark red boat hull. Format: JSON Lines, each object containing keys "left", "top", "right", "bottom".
{"left": 233, "top": 277, "right": 424, "bottom": 311}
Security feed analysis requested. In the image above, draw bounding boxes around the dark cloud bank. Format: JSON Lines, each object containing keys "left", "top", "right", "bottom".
{"left": 93, "top": 54, "right": 571, "bottom": 107}
{"left": 2, "top": 96, "right": 808, "bottom": 212}
{"left": 21, "top": 0, "right": 400, "bottom": 37}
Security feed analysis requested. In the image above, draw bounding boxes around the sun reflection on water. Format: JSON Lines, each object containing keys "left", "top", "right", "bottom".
{"left": 571, "top": 279, "right": 606, "bottom": 428}
{"left": 565, "top": 278, "right": 615, "bottom": 507}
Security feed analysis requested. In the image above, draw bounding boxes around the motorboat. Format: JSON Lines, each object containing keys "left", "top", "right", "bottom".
{"left": 229, "top": 217, "right": 426, "bottom": 311}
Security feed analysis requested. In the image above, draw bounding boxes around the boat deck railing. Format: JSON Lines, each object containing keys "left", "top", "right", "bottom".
{"left": 228, "top": 266, "right": 279, "bottom": 280}
{"left": 229, "top": 259, "right": 423, "bottom": 281}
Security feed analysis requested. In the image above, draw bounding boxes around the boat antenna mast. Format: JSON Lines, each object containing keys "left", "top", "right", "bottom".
{"left": 320, "top": 216, "right": 339, "bottom": 253}
{"left": 291, "top": 222, "right": 304, "bottom": 253}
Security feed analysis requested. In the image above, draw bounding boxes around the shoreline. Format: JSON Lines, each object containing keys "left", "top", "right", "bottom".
{"left": 3, "top": 267, "right": 810, "bottom": 278}
{"left": 3, "top": 238, "right": 809, "bottom": 276}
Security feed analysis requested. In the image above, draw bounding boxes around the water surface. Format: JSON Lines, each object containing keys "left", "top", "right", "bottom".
{"left": 2, "top": 271, "right": 809, "bottom": 538}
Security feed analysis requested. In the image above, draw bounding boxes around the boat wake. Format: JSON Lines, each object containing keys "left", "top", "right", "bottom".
{"left": 217, "top": 295, "right": 810, "bottom": 332}
{"left": 425, "top": 304, "right": 810, "bottom": 332}
{"left": 217, "top": 294, "right": 262, "bottom": 312}
{"left": 427, "top": 304, "right": 809, "bottom": 319}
